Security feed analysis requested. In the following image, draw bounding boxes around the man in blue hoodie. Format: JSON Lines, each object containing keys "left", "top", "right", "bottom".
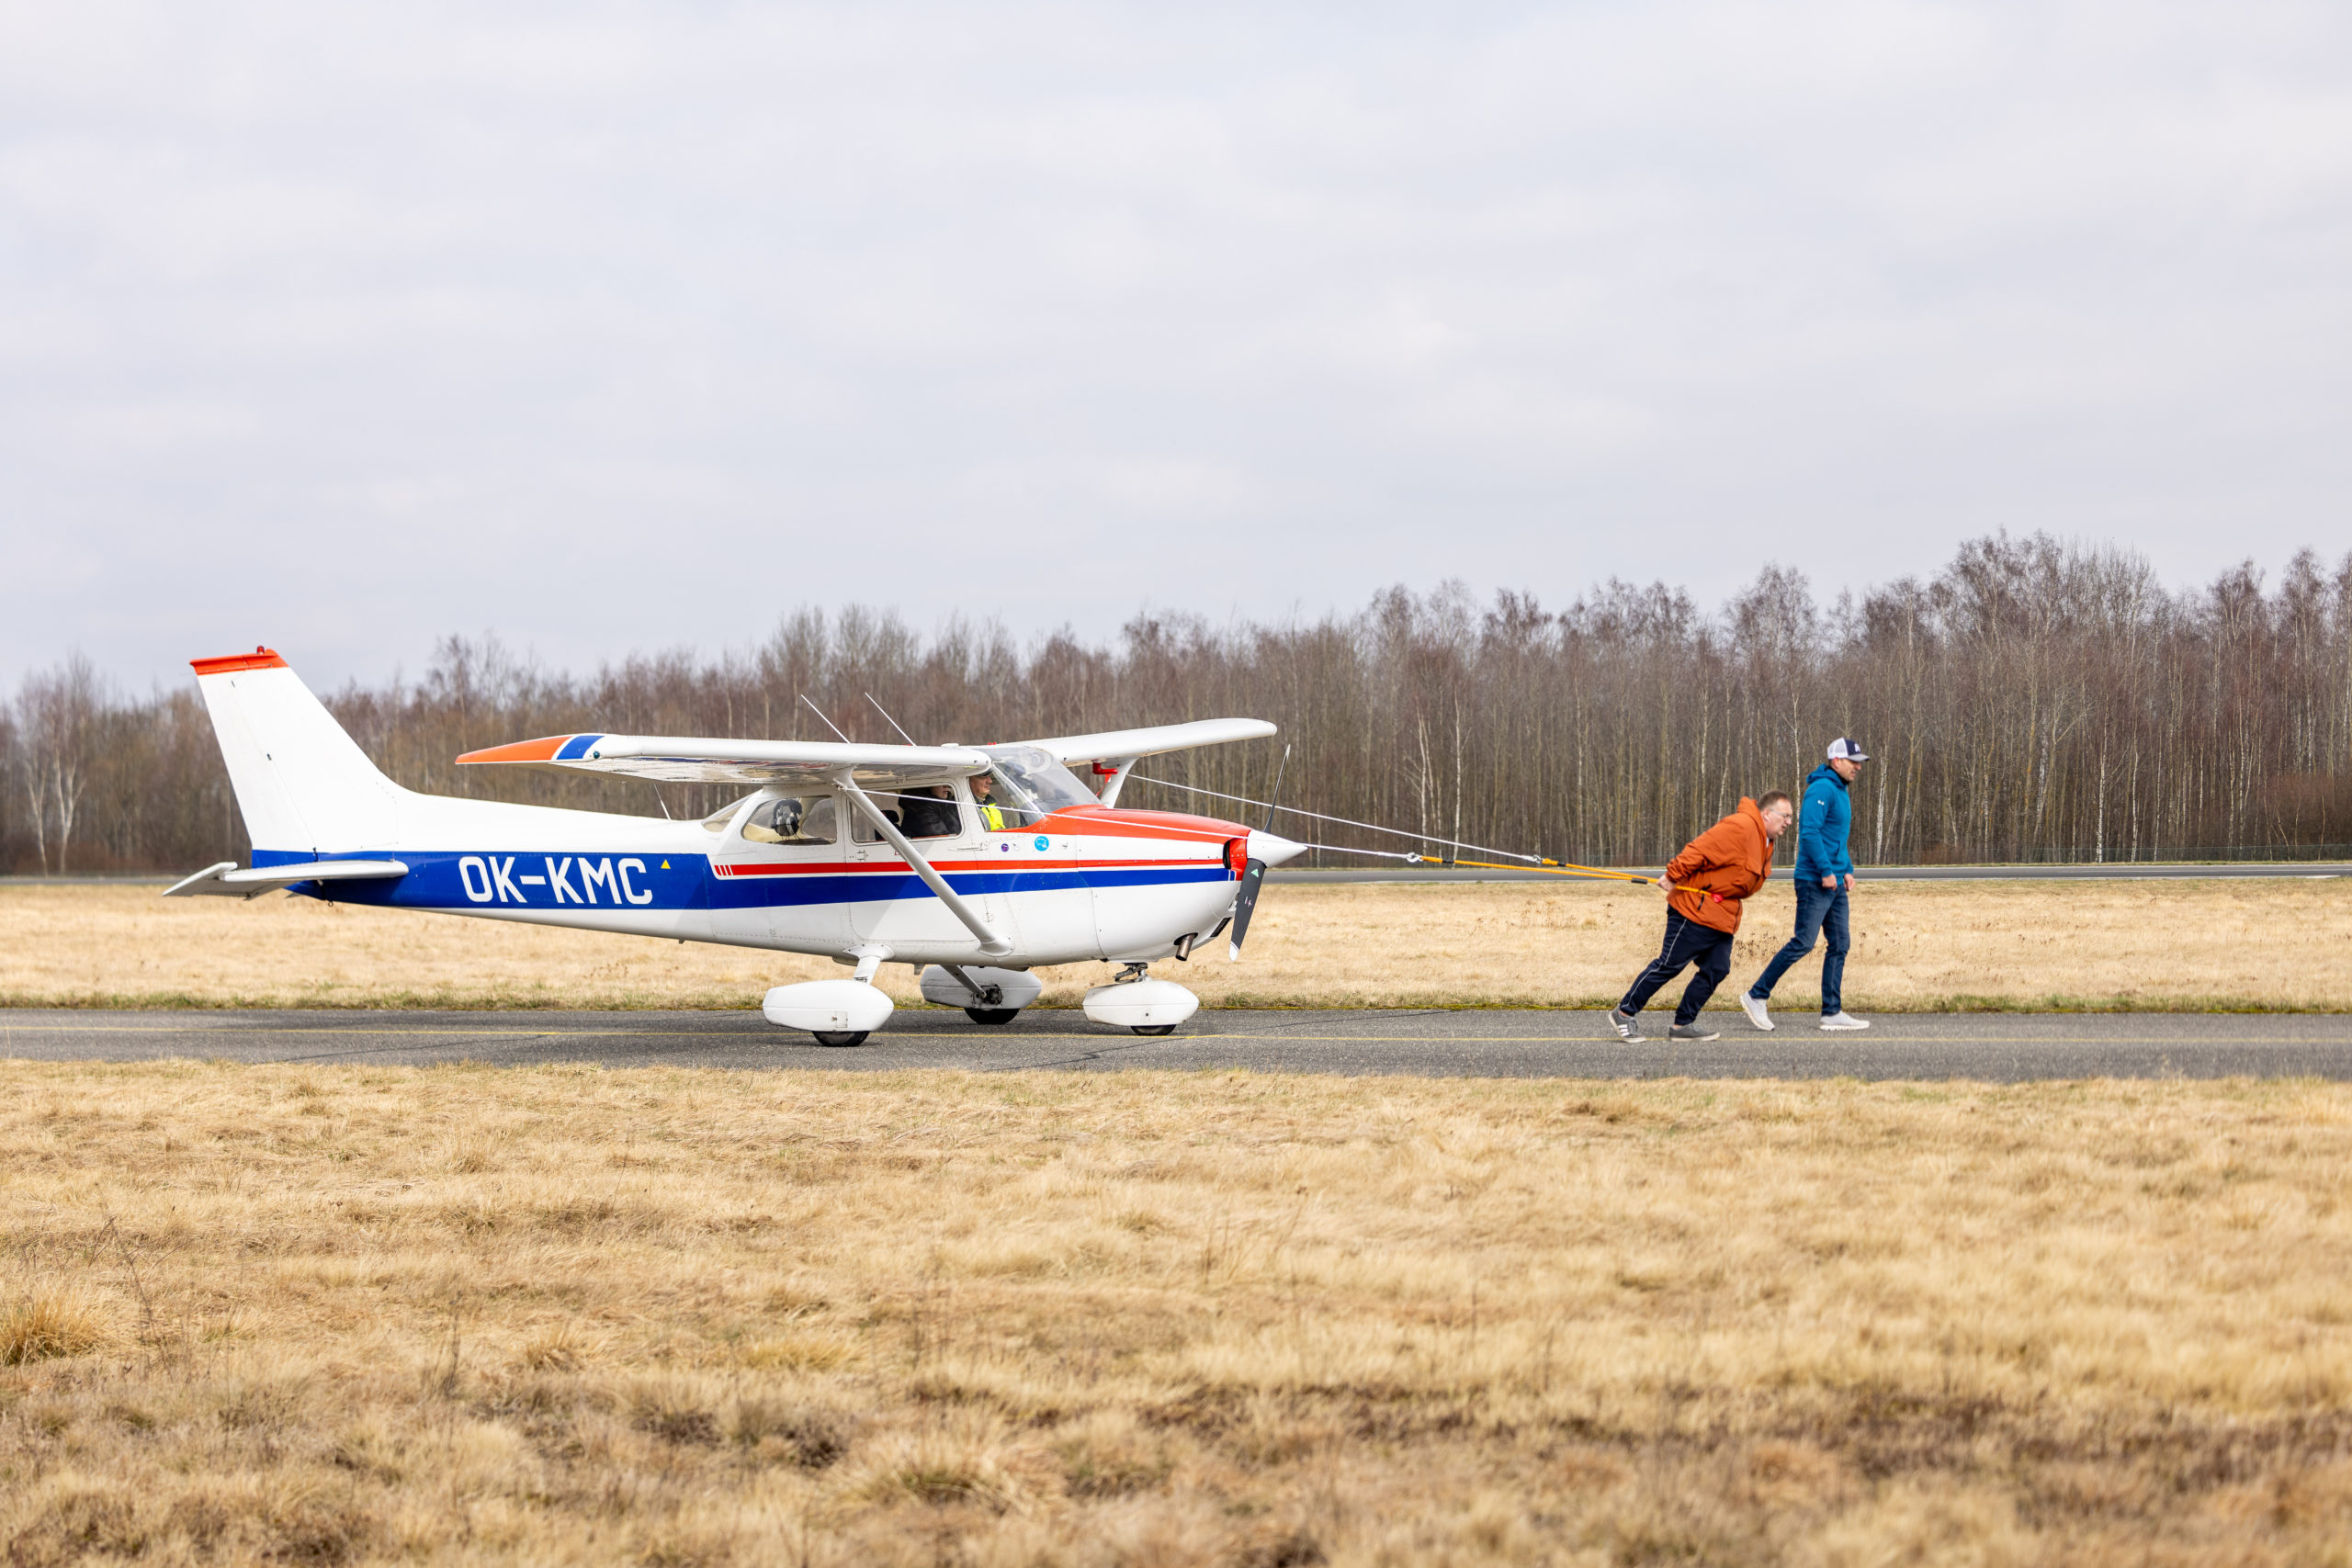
{"left": 1741, "top": 738, "right": 1872, "bottom": 1032}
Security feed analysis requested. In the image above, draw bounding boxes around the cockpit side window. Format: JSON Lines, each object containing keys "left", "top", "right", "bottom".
{"left": 851, "top": 784, "right": 964, "bottom": 841}
{"left": 741, "top": 794, "right": 838, "bottom": 845}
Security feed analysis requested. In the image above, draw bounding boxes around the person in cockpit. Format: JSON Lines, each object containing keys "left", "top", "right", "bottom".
{"left": 899, "top": 784, "right": 961, "bottom": 839}
{"left": 970, "top": 772, "right": 1009, "bottom": 831}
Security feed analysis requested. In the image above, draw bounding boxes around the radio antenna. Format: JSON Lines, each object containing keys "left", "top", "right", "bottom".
{"left": 1261, "top": 743, "right": 1291, "bottom": 832}
{"left": 799, "top": 694, "right": 851, "bottom": 743}
{"left": 865, "top": 693, "right": 920, "bottom": 747}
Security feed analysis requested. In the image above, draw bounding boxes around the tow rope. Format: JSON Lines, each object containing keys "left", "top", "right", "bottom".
{"left": 1130, "top": 776, "right": 1655, "bottom": 886}
{"left": 1415, "top": 854, "right": 1652, "bottom": 886}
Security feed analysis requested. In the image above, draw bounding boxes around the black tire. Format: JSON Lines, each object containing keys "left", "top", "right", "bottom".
{"left": 1130, "top": 1024, "right": 1177, "bottom": 1037}
{"left": 965, "top": 1008, "right": 1022, "bottom": 1026}
{"left": 811, "top": 1031, "right": 867, "bottom": 1047}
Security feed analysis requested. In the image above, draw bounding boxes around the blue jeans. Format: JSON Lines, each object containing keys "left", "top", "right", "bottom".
{"left": 1749, "top": 879, "right": 1850, "bottom": 1016}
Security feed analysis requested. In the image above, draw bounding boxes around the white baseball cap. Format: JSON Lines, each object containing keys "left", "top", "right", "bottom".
{"left": 1826, "top": 738, "right": 1870, "bottom": 762}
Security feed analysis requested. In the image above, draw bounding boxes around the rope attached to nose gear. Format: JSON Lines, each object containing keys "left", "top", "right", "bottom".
{"left": 1130, "top": 776, "right": 1655, "bottom": 886}
{"left": 1416, "top": 854, "right": 1653, "bottom": 886}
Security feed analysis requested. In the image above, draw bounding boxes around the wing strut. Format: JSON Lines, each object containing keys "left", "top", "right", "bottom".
{"left": 833, "top": 773, "right": 1013, "bottom": 958}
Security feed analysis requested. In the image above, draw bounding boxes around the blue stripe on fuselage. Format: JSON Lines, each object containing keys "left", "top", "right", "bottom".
{"left": 260, "top": 851, "right": 710, "bottom": 911}
{"left": 249, "top": 850, "right": 1228, "bottom": 911}
{"left": 708, "top": 865, "right": 1230, "bottom": 908}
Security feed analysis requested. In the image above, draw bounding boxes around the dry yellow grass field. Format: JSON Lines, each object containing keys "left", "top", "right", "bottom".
{"left": 5, "top": 1062, "right": 2350, "bottom": 1564}
{"left": 3, "top": 877, "right": 2349, "bottom": 1013}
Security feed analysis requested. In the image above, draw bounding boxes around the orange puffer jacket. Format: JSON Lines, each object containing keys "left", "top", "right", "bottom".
{"left": 1662, "top": 798, "right": 1775, "bottom": 935}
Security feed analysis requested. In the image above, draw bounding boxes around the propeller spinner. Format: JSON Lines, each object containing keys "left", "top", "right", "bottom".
{"left": 1227, "top": 829, "right": 1303, "bottom": 959}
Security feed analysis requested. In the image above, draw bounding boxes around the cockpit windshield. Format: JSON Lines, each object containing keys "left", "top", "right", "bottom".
{"left": 978, "top": 745, "right": 1097, "bottom": 829}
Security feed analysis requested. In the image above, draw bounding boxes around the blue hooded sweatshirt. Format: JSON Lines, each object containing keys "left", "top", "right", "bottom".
{"left": 1793, "top": 762, "right": 1856, "bottom": 883}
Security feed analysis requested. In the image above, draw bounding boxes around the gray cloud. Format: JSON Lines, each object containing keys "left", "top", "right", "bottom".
{"left": 4, "top": 0, "right": 2348, "bottom": 691}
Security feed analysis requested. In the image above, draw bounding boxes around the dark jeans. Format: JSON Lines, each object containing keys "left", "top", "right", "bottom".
{"left": 1748, "top": 878, "right": 1850, "bottom": 1016}
{"left": 1618, "top": 909, "right": 1735, "bottom": 1026}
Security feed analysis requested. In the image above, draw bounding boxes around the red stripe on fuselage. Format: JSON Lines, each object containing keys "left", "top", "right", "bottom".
{"left": 709, "top": 807, "right": 1248, "bottom": 878}
{"left": 1034, "top": 807, "right": 1250, "bottom": 842}
{"left": 715, "top": 855, "right": 1223, "bottom": 877}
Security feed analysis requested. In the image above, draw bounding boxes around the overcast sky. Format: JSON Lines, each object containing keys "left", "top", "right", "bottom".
{"left": 4, "top": 1, "right": 2348, "bottom": 693}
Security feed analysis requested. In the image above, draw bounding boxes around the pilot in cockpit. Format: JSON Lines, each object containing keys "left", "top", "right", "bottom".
{"left": 970, "top": 772, "right": 1009, "bottom": 831}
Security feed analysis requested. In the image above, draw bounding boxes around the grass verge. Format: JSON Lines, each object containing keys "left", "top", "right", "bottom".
{"left": 4, "top": 1061, "right": 2351, "bottom": 1563}
{"left": 6, "top": 877, "right": 2352, "bottom": 1013}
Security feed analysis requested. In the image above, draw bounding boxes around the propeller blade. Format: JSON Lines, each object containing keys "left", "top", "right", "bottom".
{"left": 1227, "top": 858, "right": 1267, "bottom": 960}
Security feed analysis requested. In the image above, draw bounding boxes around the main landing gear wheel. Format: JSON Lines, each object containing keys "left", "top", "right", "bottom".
{"left": 965, "top": 1008, "right": 1021, "bottom": 1026}
{"left": 1083, "top": 976, "right": 1200, "bottom": 1035}
{"left": 811, "top": 1031, "right": 868, "bottom": 1047}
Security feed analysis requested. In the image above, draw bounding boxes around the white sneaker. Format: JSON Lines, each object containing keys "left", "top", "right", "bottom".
{"left": 1739, "top": 993, "right": 1774, "bottom": 1032}
{"left": 1819, "top": 1012, "right": 1871, "bottom": 1031}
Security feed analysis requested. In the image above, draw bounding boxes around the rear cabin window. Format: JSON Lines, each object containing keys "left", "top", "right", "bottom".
{"left": 741, "top": 794, "right": 837, "bottom": 845}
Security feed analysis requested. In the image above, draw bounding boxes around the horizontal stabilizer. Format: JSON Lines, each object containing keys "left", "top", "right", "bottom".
{"left": 458, "top": 734, "right": 993, "bottom": 788}
{"left": 1027, "top": 718, "right": 1275, "bottom": 765}
{"left": 164, "top": 859, "right": 411, "bottom": 898}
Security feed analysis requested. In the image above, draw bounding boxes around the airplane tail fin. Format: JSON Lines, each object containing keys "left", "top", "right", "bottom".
{"left": 191, "top": 649, "right": 406, "bottom": 858}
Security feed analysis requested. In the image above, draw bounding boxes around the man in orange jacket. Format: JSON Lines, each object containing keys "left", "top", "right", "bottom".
{"left": 1610, "top": 791, "right": 1794, "bottom": 1043}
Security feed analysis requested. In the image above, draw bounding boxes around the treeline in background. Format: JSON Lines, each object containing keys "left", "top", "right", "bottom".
{"left": 6, "top": 534, "right": 2350, "bottom": 875}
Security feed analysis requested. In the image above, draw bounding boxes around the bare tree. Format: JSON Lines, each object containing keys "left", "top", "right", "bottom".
{"left": 6, "top": 538, "right": 2350, "bottom": 874}
{"left": 15, "top": 655, "right": 104, "bottom": 874}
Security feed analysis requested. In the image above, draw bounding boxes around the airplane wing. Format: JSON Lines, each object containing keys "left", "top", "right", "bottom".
{"left": 456, "top": 734, "right": 993, "bottom": 788}
{"left": 1023, "top": 718, "right": 1275, "bottom": 766}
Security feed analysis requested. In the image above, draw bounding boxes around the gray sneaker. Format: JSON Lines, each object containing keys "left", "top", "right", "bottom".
{"left": 1668, "top": 1021, "right": 1721, "bottom": 1042}
{"left": 1609, "top": 1009, "right": 1645, "bottom": 1042}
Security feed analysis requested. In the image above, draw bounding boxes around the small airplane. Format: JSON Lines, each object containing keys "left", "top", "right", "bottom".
{"left": 165, "top": 648, "right": 1304, "bottom": 1044}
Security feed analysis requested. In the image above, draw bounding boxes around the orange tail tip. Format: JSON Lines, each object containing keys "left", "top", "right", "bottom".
{"left": 190, "top": 647, "right": 287, "bottom": 675}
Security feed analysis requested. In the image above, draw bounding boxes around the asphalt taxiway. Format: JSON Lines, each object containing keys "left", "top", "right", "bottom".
{"left": 4, "top": 1008, "right": 2347, "bottom": 1080}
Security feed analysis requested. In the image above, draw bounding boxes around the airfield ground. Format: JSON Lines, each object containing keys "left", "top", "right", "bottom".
{"left": 6, "top": 1061, "right": 2352, "bottom": 1565}
{"left": 5, "top": 876, "right": 2350, "bottom": 1013}
{"left": 6, "top": 880, "right": 2351, "bottom": 1563}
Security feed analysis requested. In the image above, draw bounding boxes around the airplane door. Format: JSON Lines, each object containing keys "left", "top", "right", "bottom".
{"left": 707, "top": 792, "right": 854, "bottom": 953}
{"left": 847, "top": 784, "right": 1004, "bottom": 950}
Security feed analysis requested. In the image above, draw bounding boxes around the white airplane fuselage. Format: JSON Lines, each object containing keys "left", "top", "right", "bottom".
{"left": 275, "top": 789, "right": 1262, "bottom": 968}
{"left": 178, "top": 649, "right": 1288, "bottom": 974}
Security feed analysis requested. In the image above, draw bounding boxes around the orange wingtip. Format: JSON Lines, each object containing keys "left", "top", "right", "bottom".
{"left": 190, "top": 647, "right": 287, "bottom": 675}
{"left": 455, "top": 735, "right": 576, "bottom": 765}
